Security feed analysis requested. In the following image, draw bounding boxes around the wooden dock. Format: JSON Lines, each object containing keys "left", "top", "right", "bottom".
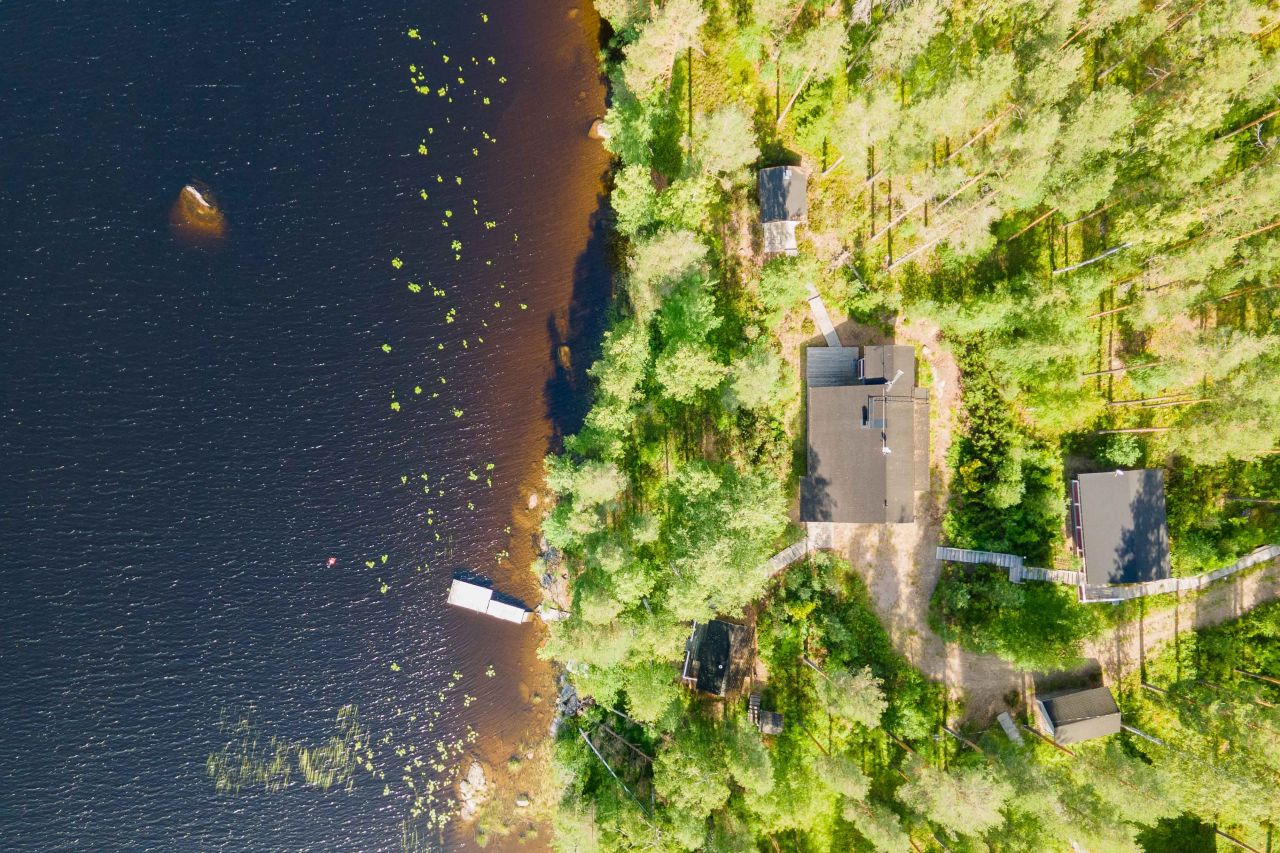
{"left": 447, "top": 578, "right": 531, "bottom": 623}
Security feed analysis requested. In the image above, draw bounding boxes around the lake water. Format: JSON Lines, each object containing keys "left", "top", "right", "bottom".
{"left": 0, "top": 1, "right": 610, "bottom": 849}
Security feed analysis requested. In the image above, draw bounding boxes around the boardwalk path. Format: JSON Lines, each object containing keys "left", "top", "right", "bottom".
{"left": 773, "top": 291, "right": 1280, "bottom": 722}
{"left": 805, "top": 284, "right": 841, "bottom": 347}
{"left": 765, "top": 514, "right": 1280, "bottom": 723}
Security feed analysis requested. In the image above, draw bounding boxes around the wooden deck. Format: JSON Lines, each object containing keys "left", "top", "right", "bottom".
{"left": 1011, "top": 565, "right": 1086, "bottom": 585}
{"left": 805, "top": 347, "right": 859, "bottom": 387}
{"left": 935, "top": 544, "right": 1279, "bottom": 603}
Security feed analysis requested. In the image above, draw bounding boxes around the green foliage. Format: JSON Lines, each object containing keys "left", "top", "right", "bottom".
{"left": 693, "top": 105, "right": 759, "bottom": 176}
{"left": 1099, "top": 433, "right": 1143, "bottom": 468}
{"left": 620, "top": 0, "right": 706, "bottom": 97}
{"left": 760, "top": 553, "right": 946, "bottom": 739}
{"left": 930, "top": 563, "right": 1104, "bottom": 671}
{"left": 585, "top": 318, "right": 651, "bottom": 435}
{"left": 842, "top": 800, "right": 910, "bottom": 852}
{"left": 626, "top": 229, "right": 707, "bottom": 321}
{"left": 653, "top": 721, "right": 731, "bottom": 830}
{"left": 756, "top": 255, "right": 814, "bottom": 329}
{"left": 816, "top": 665, "right": 887, "bottom": 730}
{"left": 1135, "top": 815, "right": 1216, "bottom": 853}
{"left": 1164, "top": 457, "right": 1280, "bottom": 573}
{"left": 655, "top": 342, "right": 725, "bottom": 403}
{"left": 896, "top": 758, "right": 1013, "bottom": 836}
{"left": 622, "top": 662, "right": 683, "bottom": 726}
{"left": 942, "top": 341, "right": 1065, "bottom": 563}
{"left": 723, "top": 342, "right": 788, "bottom": 412}
{"left": 610, "top": 164, "right": 659, "bottom": 236}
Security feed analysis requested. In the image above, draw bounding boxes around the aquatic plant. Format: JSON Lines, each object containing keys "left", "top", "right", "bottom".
{"left": 205, "top": 705, "right": 369, "bottom": 795}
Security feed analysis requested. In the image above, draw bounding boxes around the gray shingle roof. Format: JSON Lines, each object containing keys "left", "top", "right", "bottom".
{"left": 758, "top": 166, "right": 807, "bottom": 223}
{"left": 1040, "top": 686, "right": 1122, "bottom": 744}
{"left": 800, "top": 346, "right": 928, "bottom": 524}
{"left": 1076, "top": 469, "right": 1171, "bottom": 585}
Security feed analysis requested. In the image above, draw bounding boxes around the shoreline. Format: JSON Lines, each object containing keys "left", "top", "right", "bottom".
{"left": 447, "top": 1, "right": 612, "bottom": 847}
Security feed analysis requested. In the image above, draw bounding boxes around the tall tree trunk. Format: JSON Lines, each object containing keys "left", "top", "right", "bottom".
{"left": 776, "top": 65, "right": 816, "bottom": 128}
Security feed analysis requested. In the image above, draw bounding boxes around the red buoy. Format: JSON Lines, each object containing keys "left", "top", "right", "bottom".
{"left": 327, "top": 556, "right": 338, "bottom": 567}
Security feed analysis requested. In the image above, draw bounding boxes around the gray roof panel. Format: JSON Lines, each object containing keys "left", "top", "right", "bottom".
{"left": 1077, "top": 469, "right": 1171, "bottom": 584}
{"left": 1042, "top": 687, "right": 1122, "bottom": 744}
{"left": 758, "top": 166, "right": 808, "bottom": 222}
{"left": 801, "top": 345, "right": 925, "bottom": 524}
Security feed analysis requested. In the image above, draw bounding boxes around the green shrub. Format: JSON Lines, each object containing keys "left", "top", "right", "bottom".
{"left": 929, "top": 563, "right": 1104, "bottom": 671}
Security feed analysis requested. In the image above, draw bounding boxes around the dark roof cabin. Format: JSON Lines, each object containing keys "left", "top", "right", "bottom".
{"left": 758, "top": 166, "right": 808, "bottom": 257}
{"left": 1035, "top": 686, "right": 1122, "bottom": 745}
{"left": 800, "top": 346, "right": 929, "bottom": 524}
{"left": 1070, "top": 469, "right": 1171, "bottom": 585}
{"left": 681, "top": 620, "right": 750, "bottom": 696}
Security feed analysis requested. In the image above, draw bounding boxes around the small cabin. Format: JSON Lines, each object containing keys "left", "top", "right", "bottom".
{"left": 1035, "top": 686, "right": 1122, "bottom": 745}
{"left": 1070, "top": 469, "right": 1171, "bottom": 585}
{"left": 758, "top": 166, "right": 808, "bottom": 257}
{"left": 681, "top": 620, "right": 751, "bottom": 696}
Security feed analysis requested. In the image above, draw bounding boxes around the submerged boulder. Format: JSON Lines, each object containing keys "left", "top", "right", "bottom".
{"left": 169, "top": 182, "right": 226, "bottom": 244}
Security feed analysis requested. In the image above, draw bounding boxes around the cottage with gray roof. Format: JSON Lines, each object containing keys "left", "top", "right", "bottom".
{"left": 1070, "top": 469, "right": 1171, "bottom": 585}
{"left": 758, "top": 165, "right": 808, "bottom": 256}
{"left": 1035, "top": 686, "right": 1122, "bottom": 745}
{"left": 800, "top": 345, "right": 929, "bottom": 524}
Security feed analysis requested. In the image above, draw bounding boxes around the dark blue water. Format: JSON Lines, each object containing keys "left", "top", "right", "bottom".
{"left": 0, "top": 1, "right": 609, "bottom": 850}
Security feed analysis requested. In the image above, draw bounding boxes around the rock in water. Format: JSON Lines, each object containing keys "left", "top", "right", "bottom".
{"left": 588, "top": 118, "right": 610, "bottom": 140}
{"left": 458, "top": 760, "right": 488, "bottom": 821}
{"left": 170, "top": 181, "right": 226, "bottom": 244}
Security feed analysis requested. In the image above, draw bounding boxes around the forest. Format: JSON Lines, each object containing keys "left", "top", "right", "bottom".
{"left": 539, "top": 0, "right": 1280, "bottom": 850}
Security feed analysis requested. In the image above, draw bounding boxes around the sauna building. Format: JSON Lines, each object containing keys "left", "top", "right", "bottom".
{"left": 758, "top": 165, "right": 808, "bottom": 256}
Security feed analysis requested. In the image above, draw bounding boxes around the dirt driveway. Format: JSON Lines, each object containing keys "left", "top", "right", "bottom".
{"left": 803, "top": 316, "right": 1280, "bottom": 724}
